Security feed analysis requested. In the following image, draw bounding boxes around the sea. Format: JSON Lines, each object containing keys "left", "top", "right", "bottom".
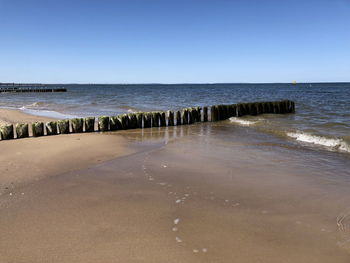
{"left": 0, "top": 83, "right": 349, "bottom": 155}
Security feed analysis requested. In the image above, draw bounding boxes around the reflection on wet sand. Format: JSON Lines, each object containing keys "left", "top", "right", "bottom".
{"left": 1, "top": 123, "right": 350, "bottom": 262}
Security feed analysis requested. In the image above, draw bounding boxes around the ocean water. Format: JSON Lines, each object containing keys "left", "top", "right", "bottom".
{"left": 0, "top": 83, "right": 349, "bottom": 154}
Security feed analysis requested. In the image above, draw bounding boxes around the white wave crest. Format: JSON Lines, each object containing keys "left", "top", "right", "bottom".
{"left": 287, "top": 132, "right": 350, "bottom": 153}
{"left": 229, "top": 117, "right": 258, "bottom": 126}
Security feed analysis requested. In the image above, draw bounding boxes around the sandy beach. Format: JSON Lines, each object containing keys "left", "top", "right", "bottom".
{"left": 1, "top": 109, "right": 350, "bottom": 262}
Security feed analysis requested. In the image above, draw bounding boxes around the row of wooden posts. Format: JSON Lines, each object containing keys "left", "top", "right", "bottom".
{"left": 0, "top": 100, "right": 295, "bottom": 140}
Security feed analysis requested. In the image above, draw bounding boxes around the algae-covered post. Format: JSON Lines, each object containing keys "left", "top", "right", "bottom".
{"left": 0, "top": 124, "right": 14, "bottom": 140}
{"left": 196, "top": 107, "right": 201, "bottom": 122}
{"left": 217, "top": 105, "right": 224, "bottom": 120}
{"left": 167, "top": 110, "right": 174, "bottom": 126}
{"left": 160, "top": 112, "right": 166, "bottom": 127}
{"left": 32, "top": 122, "right": 44, "bottom": 137}
{"left": 144, "top": 112, "right": 152, "bottom": 128}
{"left": 84, "top": 117, "right": 95, "bottom": 132}
{"left": 211, "top": 105, "right": 218, "bottom": 121}
{"left": 176, "top": 111, "right": 181, "bottom": 125}
{"left": 182, "top": 108, "right": 189, "bottom": 125}
{"left": 58, "top": 120, "right": 70, "bottom": 134}
{"left": 152, "top": 112, "right": 160, "bottom": 127}
{"left": 46, "top": 121, "right": 58, "bottom": 135}
{"left": 273, "top": 102, "right": 280, "bottom": 114}
{"left": 98, "top": 116, "right": 110, "bottom": 131}
{"left": 136, "top": 113, "right": 143, "bottom": 128}
{"left": 203, "top": 107, "right": 208, "bottom": 122}
{"left": 128, "top": 113, "right": 138, "bottom": 129}
{"left": 120, "top": 114, "right": 129, "bottom": 129}
{"left": 110, "top": 116, "right": 122, "bottom": 131}
{"left": 16, "top": 123, "right": 29, "bottom": 139}
{"left": 71, "top": 118, "right": 83, "bottom": 133}
{"left": 188, "top": 108, "right": 194, "bottom": 124}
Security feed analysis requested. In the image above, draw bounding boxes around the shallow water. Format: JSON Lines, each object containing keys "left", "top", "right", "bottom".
{"left": 1, "top": 124, "right": 350, "bottom": 262}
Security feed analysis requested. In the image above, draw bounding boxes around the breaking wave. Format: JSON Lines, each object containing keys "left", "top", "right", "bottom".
{"left": 287, "top": 132, "right": 350, "bottom": 153}
{"left": 229, "top": 117, "right": 259, "bottom": 126}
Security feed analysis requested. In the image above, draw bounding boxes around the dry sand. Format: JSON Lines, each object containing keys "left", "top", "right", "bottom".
{"left": 0, "top": 108, "right": 55, "bottom": 126}
{"left": 1, "top": 110, "right": 350, "bottom": 262}
{"left": 0, "top": 109, "right": 132, "bottom": 191}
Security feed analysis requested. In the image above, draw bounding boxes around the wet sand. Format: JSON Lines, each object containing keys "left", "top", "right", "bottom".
{"left": 1, "top": 112, "right": 350, "bottom": 262}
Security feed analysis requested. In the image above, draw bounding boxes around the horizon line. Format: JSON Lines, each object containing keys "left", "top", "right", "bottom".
{"left": 1, "top": 81, "right": 349, "bottom": 85}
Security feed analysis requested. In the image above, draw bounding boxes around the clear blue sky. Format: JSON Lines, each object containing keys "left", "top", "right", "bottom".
{"left": 0, "top": 0, "right": 349, "bottom": 83}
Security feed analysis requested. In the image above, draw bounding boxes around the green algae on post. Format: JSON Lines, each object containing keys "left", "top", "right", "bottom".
{"left": 15, "top": 123, "right": 29, "bottom": 139}
{"left": 151, "top": 112, "right": 160, "bottom": 127}
{"left": 46, "top": 121, "right": 58, "bottom": 135}
{"left": 119, "top": 114, "right": 129, "bottom": 129}
{"left": 195, "top": 106, "right": 201, "bottom": 122}
{"left": 143, "top": 112, "right": 152, "bottom": 128}
{"left": 58, "top": 120, "right": 70, "bottom": 134}
{"left": 203, "top": 107, "right": 208, "bottom": 122}
{"left": 71, "top": 118, "right": 83, "bottom": 133}
{"left": 160, "top": 112, "right": 166, "bottom": 127}
{"left": 136, "top": 113, "right": 143, "bottom": 128}
{"left": 128, "top": 113, "right": 138, "bottom": 129}
{"left": 0, "top": 124, "right": 14, "bottom": 140}
{"left": 98, "top": 116, "right": 110, "bottom": 131}
{"left": 84, "top": 117, "right": 95, "bottom": 132}
{"left": 182, "top": 108, "right": 189, "bottom": 125}
{"left": 176, "top": 110, "right": 181, "bottom": 125}
{"left": 32, "top": 122, "right": 44, "bottom": 137}
{"left": 110, "top": 116, "right": 122, "bottom": 131}
{"left": 188, "top": 108, "right": 194, "bottom": 124}
{"left": 167, "top": 110, "right": 174, "bottom": 126}
{"left": 211, "top": 105, "right": 218, "bottom": 121}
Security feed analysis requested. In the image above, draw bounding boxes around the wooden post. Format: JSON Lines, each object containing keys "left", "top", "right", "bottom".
{"left": 291, "top": 101, "right": 295, "bottom": 113}
{"left": 152, "top": 112, "right": 160, "bottom": 127}
{"left": 32, "top": 122, "right": 44, "bottom": 137}
{"left": 84, "top": 117, "right": 95, "bottom": 132}
{"left": 167, "top": 110, "right": 174, "bottom": 126}
{"left": 98, "top": 116, "right": 109, "bottom": 131}
{"left": 144, "top": 112, "right": 152, "bottom": 128}
{"left": 71, "top": 118, "right": 83, "bottom": 133}
{"left": 203, "top": 107, "right": 208, "bottom": 122}
{"left": 211, "top": 106, "right": 218, "bottom": 121}
{"left": 176, "top": 110, "right": 182, "bottom": 125}
{"left": 128, "top": 113, "right": 138, "bottom": 129}
{"left": 117, "top": 114, "right": 128, "bottom": 129}
{"left": 196, "top": 107, "right": 202, "bottom": 122}
{"left": 230, "top": 104, "right": 237, "bottom": 118}
{"left": 188, "top": 108, "right": 194, "bottom": 124}
{"left": 249, "top": 103, "right": 258, "bottom": 116}
{"left": 160, "top": 112, "right": 166, "bottom": 127}
{"left": 273, "top": 102, "right": 280, "bottom": 114}
{"left": 46, "top": 121, "right": 58, "bottom": 135}
{"left": 58, "top": 120, "right": 69, "bottom": 134}
{"left": 0, "top": 124, "right": 14, "bottom": 140}
{"left": 110, "top": 116, "right": 122, "bottom": 131}
{"left": 182, "top": 108, "right": 189, "bottom": 125}
{"left": 136, "top": 113, "right": 143, "bottom": 128}
{"left": 16, "top": 123, "right": 29, "bottom": 139}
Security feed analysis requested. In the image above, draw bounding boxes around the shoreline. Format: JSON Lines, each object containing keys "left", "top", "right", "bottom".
{"left": 0, "top": 108, "right": 134, "bottom": 192}
{"left": 1, "top": 108, "right": 350, "bottom": 262}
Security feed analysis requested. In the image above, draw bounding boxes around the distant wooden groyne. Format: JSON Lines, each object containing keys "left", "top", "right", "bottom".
{"left": 0, "top": 83, "right": 66, "bottom": 93}
{"left": 0, "top": 100, "right": 295, "bottom": 141}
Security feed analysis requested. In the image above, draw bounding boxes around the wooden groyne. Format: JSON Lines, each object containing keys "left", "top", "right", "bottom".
{"left": 0, "top": 88, "right": 67, "bottom": 93}
{"left": 0, "top": 83, "right": 66, "bottom": 93}
{"left": 0, "top": 100, "right": 295, "bottom": 141}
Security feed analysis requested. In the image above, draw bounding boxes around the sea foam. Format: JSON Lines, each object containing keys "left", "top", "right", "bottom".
{"left": 229, "top": 117, "right": 258, "bottom": 126}
{"left": 287, "top": 132, "right": 350, "bottom": 153}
